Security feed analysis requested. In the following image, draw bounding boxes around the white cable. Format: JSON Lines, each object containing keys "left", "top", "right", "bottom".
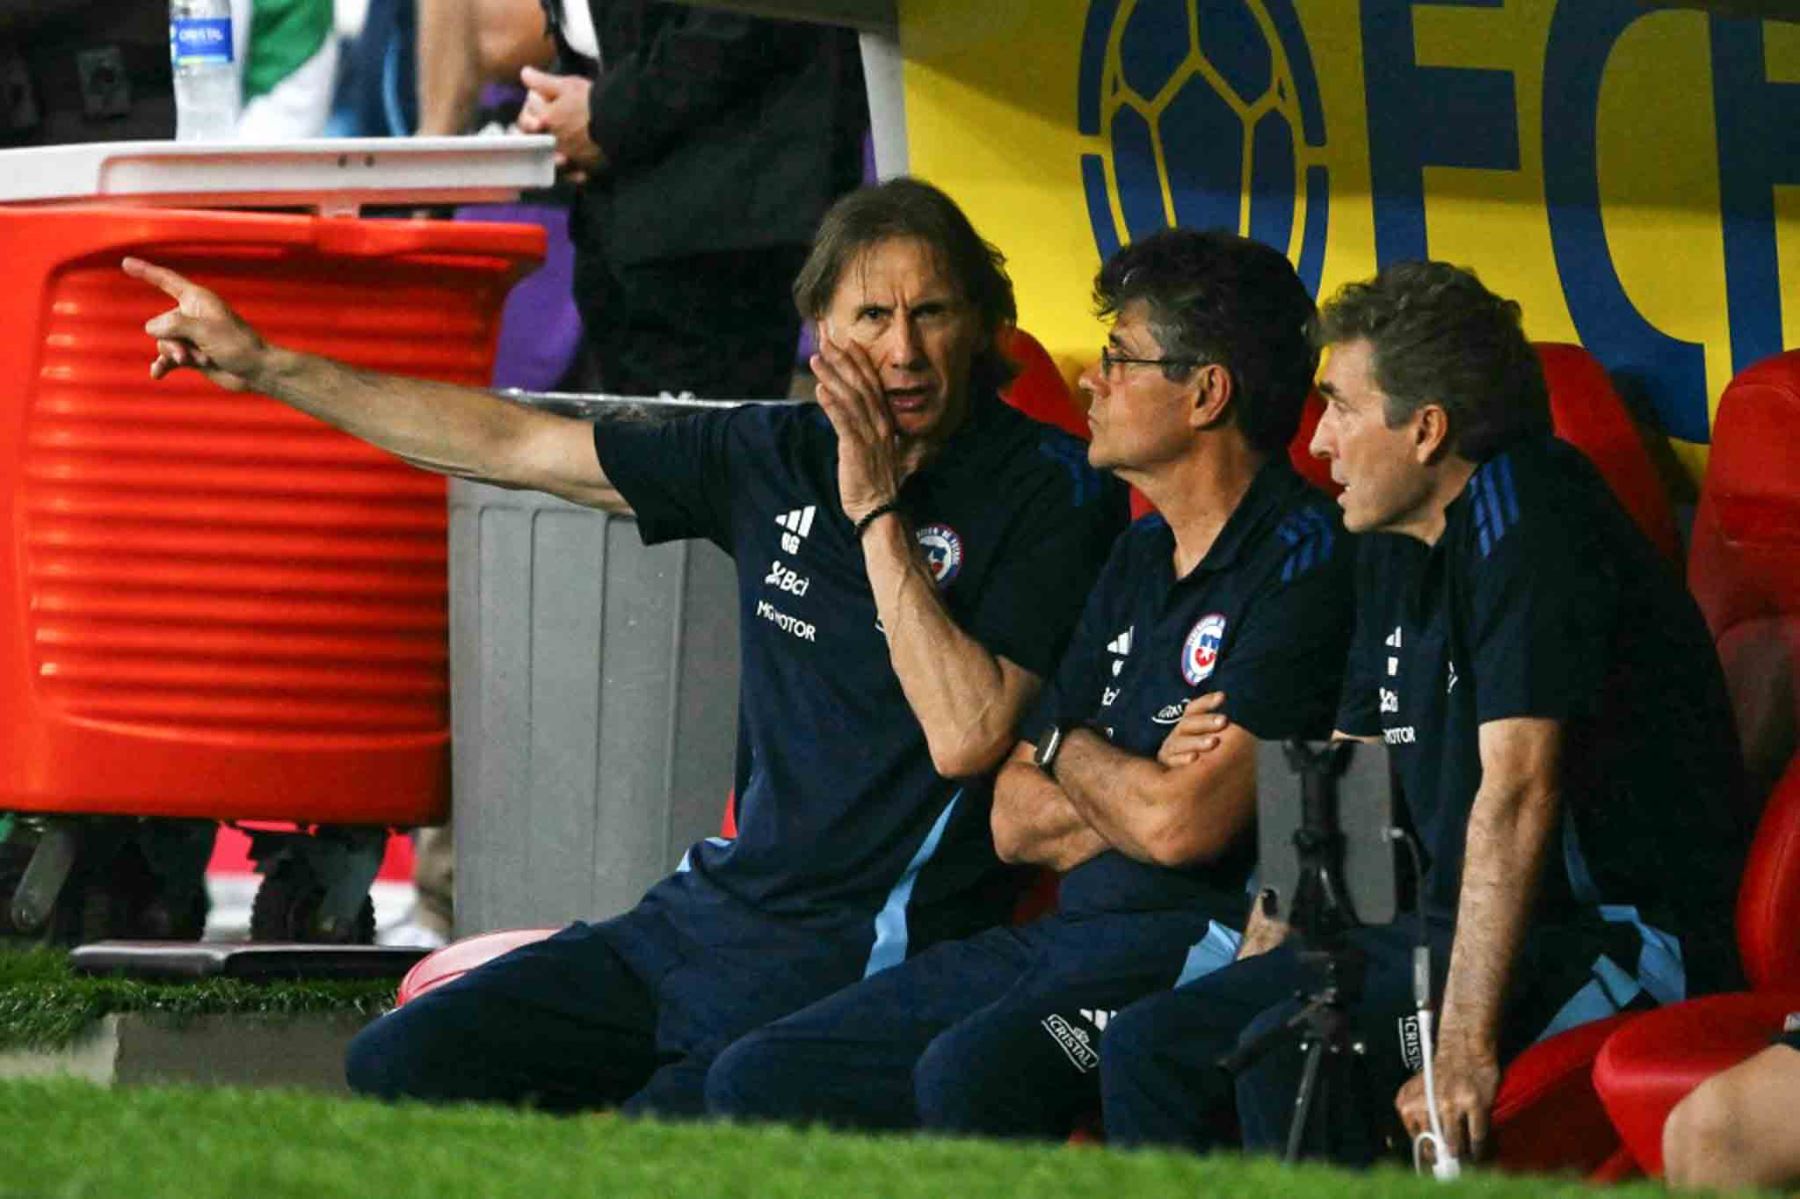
{"left": 1412, "top": 1008, "right": 1461, "bottom": 1180}
{"left": 1383, "top": 826, "right": 1459, "bottom": 1181}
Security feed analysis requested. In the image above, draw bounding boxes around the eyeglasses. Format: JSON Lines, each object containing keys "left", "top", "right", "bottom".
{"left": 1099, "top": 345, "right": 1203, "bottom": 380}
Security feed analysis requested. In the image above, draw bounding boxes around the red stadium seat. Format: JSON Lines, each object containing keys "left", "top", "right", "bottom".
{"left": 1588, "top": 349, "right": 1800, "bottom": 1175}
{"left": 999, "top": 327, "right": 1090, "bottom": 439}
{"left": 1489, "top": 1013, "right": 1637, "bottom": 1174}
{"left": 1288, "top": 391, "right": 1339, "bottom": 497}
{"left": 1536, "top": 343, "right": 1683, "bottom": 568}
{"left": 1595, "top": 991, "right": 1800, "bottom": 1174}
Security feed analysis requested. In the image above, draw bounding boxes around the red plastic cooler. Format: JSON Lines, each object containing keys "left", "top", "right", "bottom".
{"left": 0, "top": 206, "right": 544, "bottom": 826}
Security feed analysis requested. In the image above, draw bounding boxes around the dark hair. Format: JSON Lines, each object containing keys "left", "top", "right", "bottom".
{"left": 1314, "top": 261, "right": 1550, "bottom": 461}
{"left": 793, "top": 177, "right": 1019, "bottom": 393}
{"left": 1093, "top": 228, "right": 1318, "bottom": 455}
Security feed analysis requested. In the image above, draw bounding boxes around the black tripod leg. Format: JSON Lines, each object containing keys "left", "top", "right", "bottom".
{"left": 1285, "top": 1037, "right": 1326, "bottom": 1163}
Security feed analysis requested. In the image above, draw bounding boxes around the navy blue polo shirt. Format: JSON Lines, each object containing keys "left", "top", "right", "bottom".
{"left": 1337, "top": 435, "right": 1747, "bottom": 991}
{"left": 1030, "top": 460, "right": 1355, "bottom": 918}
{"left": 593, "top": 393, "right": 1128, "bottom": 962}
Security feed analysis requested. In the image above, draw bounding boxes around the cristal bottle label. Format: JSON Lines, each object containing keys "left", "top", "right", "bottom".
{"left": 171, "top": 18, "right": 233, "bottom": 65}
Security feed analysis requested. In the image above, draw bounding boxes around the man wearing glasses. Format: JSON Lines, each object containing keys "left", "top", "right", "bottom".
{"left": 126, "top": 177, "right": 1127, "bottom": 1115}
{"left": 704, "top": 228, "right": 1355, "bottom": 1138}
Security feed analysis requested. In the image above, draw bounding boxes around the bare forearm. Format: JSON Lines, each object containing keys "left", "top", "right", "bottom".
{"left": 1056, "top": 726, "right": 1255, "bottom": 868}
{"left": 416, "top": 0, "right": 481, "bottom": 135}
{"left": 1055, "top": 731, "right": 1175, "bottom": 862}
{"left": 863, "top": 514, "right": 1030, "bottom": 778}
{"left": 251, "top": 347, "right": 623, "bottom": 509}
{"left": 993, "top": 759, "right": 1108, "bottom": 871}
{"left": 255, "top": 347, "right": 522, "bottom": 478}
{"left": 1439, "top": 782, "right": 1559, "bottom": 1053}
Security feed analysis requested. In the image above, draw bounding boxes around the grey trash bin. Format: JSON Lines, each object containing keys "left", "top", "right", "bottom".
{"left": 448, "top": 396, "right": 752, "bottom": 934}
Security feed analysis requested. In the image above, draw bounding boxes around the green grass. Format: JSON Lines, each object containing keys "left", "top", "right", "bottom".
{"left": 0, "top": 1077, "right": 1686, "bottom": 1199}
{"left": 0, "top": 950, "right": 392, "bottom": 1051}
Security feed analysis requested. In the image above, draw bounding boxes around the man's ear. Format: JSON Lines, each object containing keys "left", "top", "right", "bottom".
{"left": 1412, "top": 402, "right": 1452, "bottom": 464}
{"left": 1190, "top": 363, "right": 1234, "bottom": 431}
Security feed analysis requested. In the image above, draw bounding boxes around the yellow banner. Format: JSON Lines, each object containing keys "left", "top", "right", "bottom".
{"left": 901, "top": 0, "right": 1800, "bottom": 484}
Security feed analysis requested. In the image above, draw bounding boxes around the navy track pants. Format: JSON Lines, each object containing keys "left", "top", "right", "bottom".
{"left": 1101, "top": 917, "right": 1666, "bottom": 1162}
{"left": 705, "top": 908, "right": 1241, "bottom": 1138}
{"left": 344, "top": 887, "right": 869, "bottom": 1116}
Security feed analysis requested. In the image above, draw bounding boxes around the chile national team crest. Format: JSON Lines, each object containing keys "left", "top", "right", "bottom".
{"left": 915, "top": 523, "right": 964, "bottom": 587}
{"left": 1181, "top": 613, "right": 1227, "bottom": 685}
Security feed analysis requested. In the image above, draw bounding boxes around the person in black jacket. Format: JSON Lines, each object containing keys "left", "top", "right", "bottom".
{"left": 517, "top": 0, "right": 867, "bottom": 400}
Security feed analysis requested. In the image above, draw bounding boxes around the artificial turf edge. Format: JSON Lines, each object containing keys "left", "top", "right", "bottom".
{"left": 0, "top": 949, "right": 392, "bottom": 1051}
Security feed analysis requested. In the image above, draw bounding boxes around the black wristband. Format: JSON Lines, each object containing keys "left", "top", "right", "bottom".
{"left": 853, "top": 501, "right": 902, "bottom": 540}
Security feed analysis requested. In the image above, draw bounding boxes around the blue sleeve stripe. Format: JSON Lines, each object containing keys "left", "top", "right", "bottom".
{"left": 863, "top": 789, "right": 964, "bottom": 978}
{"left": 1495, "top": 453, "right": 1521, "bottom": 524}
{"left": 1037, "top": 437, "right": 1104, "bottom": 507}
{"left": 1471, "top": 456, "right": 1521, "bottom": 559}
{"left": 1277, "top": 506, "right": 1335, "bottom": 582}
{"left": 1478, "top": 473, "right": 1503, "bottom": 547}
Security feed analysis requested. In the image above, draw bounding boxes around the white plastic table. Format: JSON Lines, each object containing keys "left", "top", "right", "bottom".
{"left": 0, "top": 135, "right": 555, "bottom": 214}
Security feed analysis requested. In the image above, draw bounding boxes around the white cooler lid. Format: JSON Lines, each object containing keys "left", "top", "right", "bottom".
{"left": 0, "top": 135, "right": 556, "bottom": 212}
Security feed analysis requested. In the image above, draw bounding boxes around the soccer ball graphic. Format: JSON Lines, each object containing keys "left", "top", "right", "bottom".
{"left": 1077, "top": 0, "right": 1328, "bottom": 293}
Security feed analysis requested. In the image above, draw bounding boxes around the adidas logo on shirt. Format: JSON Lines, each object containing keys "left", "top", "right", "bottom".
{"left": 1108, "top": 626, "right": 1134, "bottom": 678}
{"left": 1080, "top": 1008, "right": 1115, "bottom": 1032}
{"left": 776, "top": 505, "right": 817, "bottom": 554}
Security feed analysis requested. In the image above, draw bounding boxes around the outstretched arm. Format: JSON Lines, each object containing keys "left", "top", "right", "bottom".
{"left": 126, "top": 258, "right": 625, "bottom": 511}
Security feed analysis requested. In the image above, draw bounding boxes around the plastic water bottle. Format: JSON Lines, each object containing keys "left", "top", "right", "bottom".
{"left": 169, "top": 0, "right": 238, "bottom": 141}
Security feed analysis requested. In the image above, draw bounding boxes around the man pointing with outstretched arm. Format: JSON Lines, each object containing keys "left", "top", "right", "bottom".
{"left": 127, "top": 177, "right": 1127, "bottom": 1116}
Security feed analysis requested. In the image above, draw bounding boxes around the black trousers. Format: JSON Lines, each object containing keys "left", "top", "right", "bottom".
{"left": 576, "top": 245, "right": 810, "bottom": 401}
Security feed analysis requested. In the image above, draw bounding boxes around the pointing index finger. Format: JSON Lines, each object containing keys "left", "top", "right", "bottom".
{"left": 122, "top": 257, "right": 193, "bottom": 300}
